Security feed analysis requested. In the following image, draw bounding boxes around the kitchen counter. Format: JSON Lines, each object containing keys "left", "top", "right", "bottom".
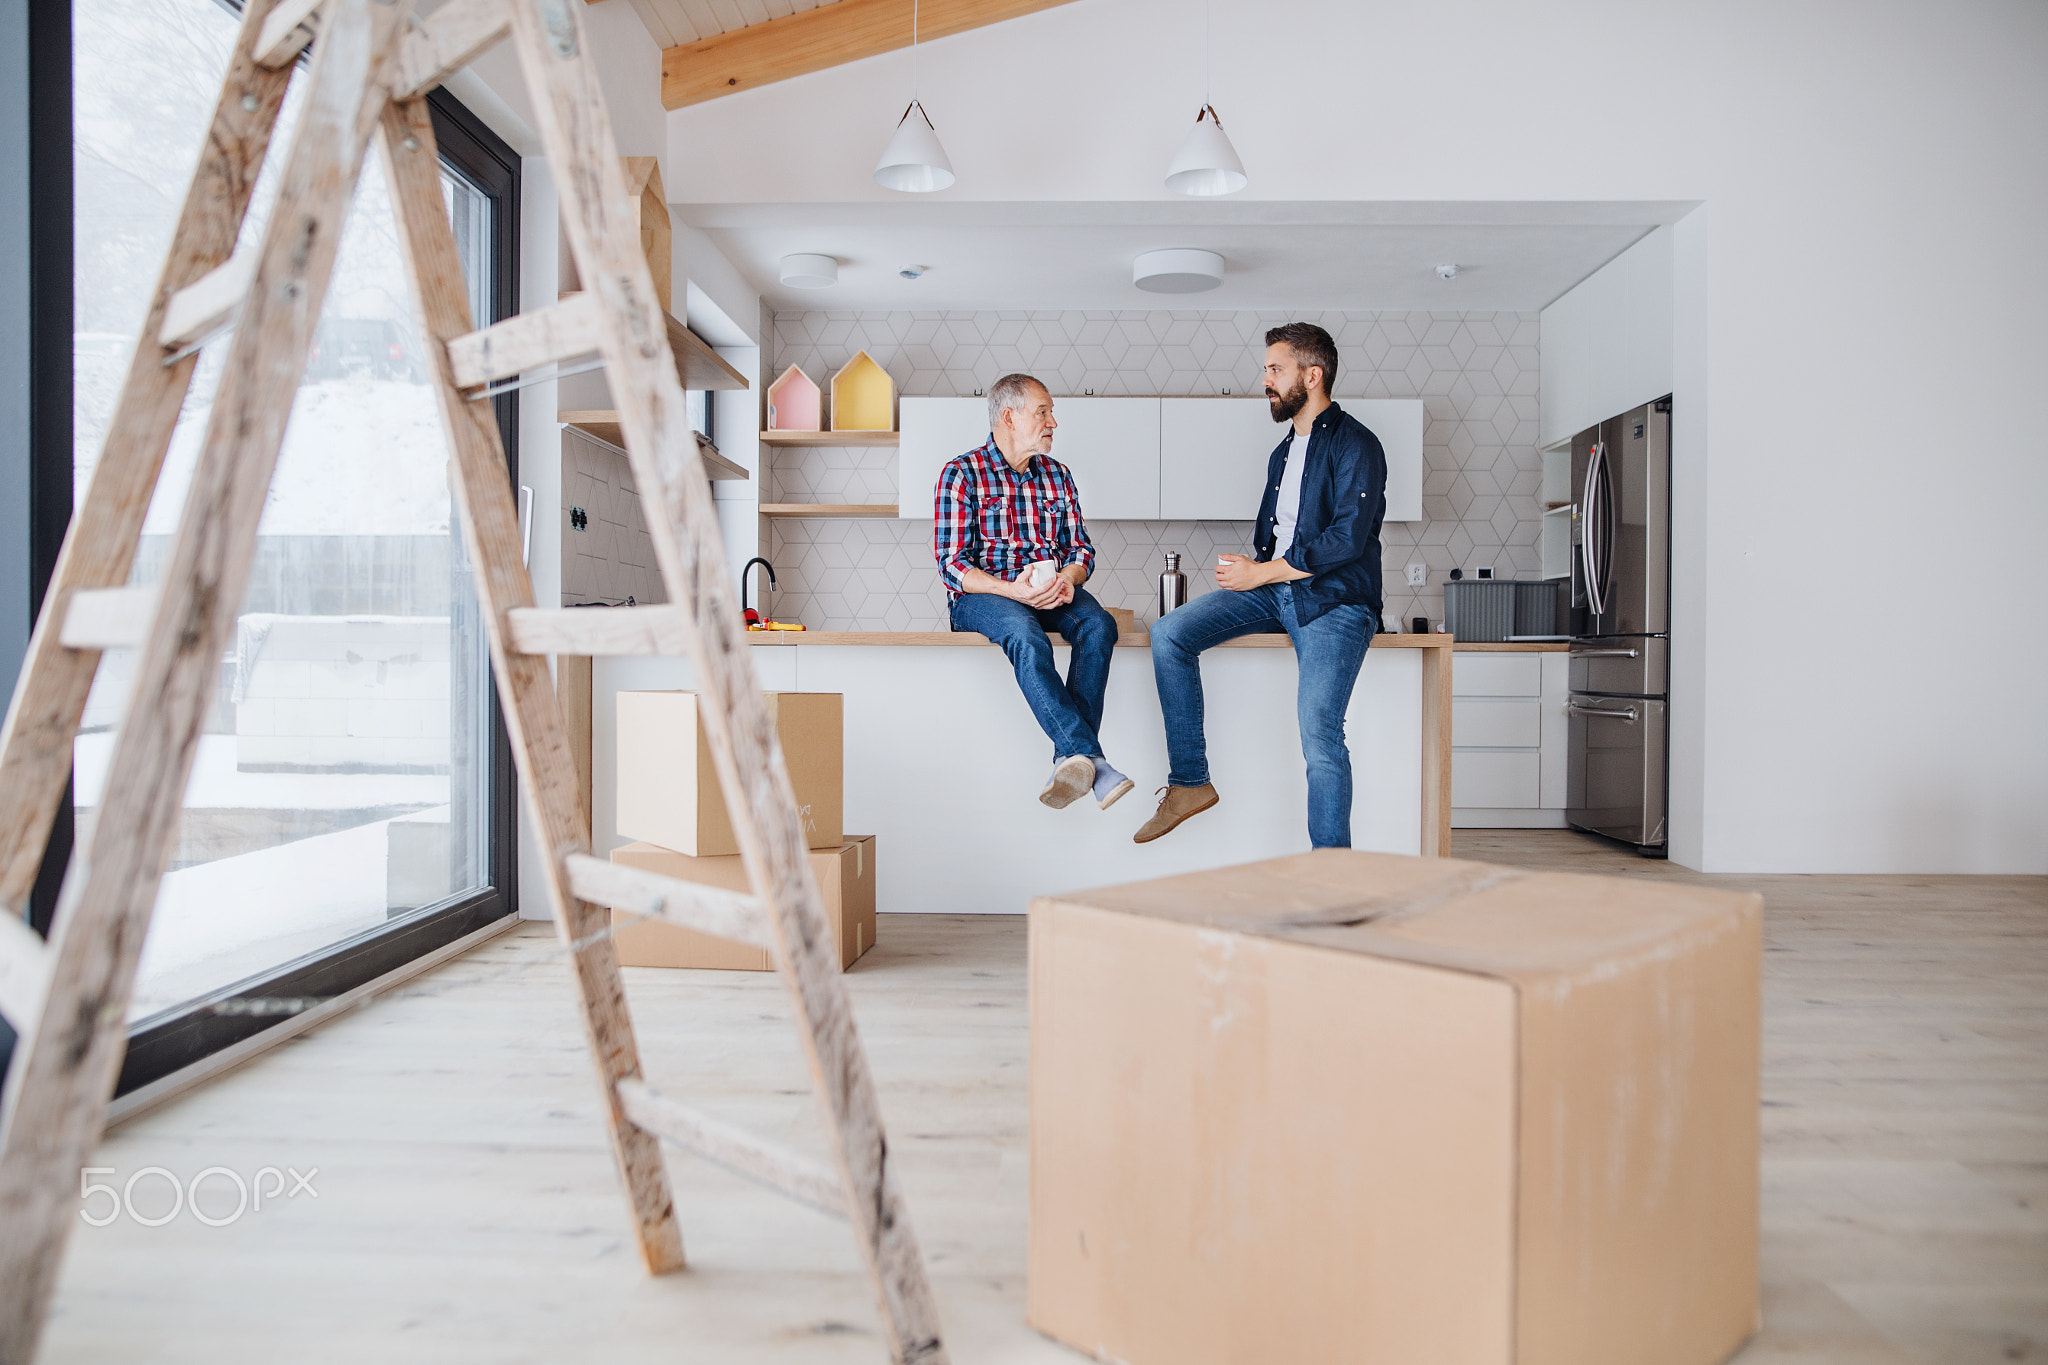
{"left": 745, "top": 629, "right": 1452, "bottom": 648}
{"left": 594, "top": 627, "right": 1454, "bottom": 913}
{"left": 743, "top": 630, "right": 1563, "bottom": 651}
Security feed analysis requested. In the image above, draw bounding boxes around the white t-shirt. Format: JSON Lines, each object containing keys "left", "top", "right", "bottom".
{"left": 1273, "top": 428, "right": 1309, "bottom": 563}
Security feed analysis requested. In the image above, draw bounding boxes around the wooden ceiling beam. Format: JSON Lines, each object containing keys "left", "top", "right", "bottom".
{"left": 662, "top": 0, "right": 1079, "bottom": 110}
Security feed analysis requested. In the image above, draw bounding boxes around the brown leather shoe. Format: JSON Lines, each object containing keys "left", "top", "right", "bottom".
{"left": 1133, "top": 783, "right": 1219, "bottom": 843}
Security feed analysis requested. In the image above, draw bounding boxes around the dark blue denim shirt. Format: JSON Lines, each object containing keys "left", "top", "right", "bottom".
{"left": 1251, "top": 401, "right": 1388, "bottom": 623}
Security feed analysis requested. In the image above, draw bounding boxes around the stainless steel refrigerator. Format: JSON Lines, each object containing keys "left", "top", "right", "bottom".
{"left": 1566, "top": 398, "right": 1671, "bottom": 852}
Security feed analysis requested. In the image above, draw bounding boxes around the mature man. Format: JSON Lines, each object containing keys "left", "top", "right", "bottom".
{"left": 936, "top": 373, "right": 1134, "bottom": 811}
{"left": 1136, "top": 323, "right": 1388, "bottom": 848}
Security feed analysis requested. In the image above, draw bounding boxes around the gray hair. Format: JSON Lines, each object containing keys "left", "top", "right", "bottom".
{"left": 987, "top": 373, "right": 1048, "bottom": 430}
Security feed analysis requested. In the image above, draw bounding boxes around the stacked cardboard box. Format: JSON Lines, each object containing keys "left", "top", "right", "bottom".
{"left": 1029, "top": 849, "right": 1762, "bottom": 1365}
{"left": 612, "top": 691, "right": 873, "bottom": 971}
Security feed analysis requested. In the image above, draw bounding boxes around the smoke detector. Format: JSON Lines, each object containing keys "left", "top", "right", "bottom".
{"left": 1435, "top": 263, "right": 1460, "bottom": 280}
{"left": 1134, "top": 248, "right": 1225, "bottom": 294}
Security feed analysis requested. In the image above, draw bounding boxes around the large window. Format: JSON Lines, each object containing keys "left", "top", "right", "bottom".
{"left": 65, "top": 0, "right": 519, "bottom": 1089}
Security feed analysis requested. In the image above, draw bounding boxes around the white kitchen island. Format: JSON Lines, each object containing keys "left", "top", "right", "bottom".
{"left": 590, "top": 632, "right": 1452, "bottom": 915}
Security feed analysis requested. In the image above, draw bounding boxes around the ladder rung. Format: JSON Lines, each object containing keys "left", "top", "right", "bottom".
{"left": 254, "top": 0, "right": 323, "bottom": 69}
{"left": 0, "top": 904, "right": 51, "bottom": 1031}
{"left": 159, "top": 252, "right": 256, "bottom": 350}
{"left": 615, "top": 1079, "right": 848, "bottom": 1221}
{"left": 506, "top": 606, "right": 693, "bottom": 658}
{"left": 446, "top": 293, "right": 606, "bottom": 391}
{"left": 563, "top": 853, "right": 770, "bottom": 950}
{"left": 392, "top": 0, "right": 512, "bottom": 100}
{"left": 59, "top": 586, "right": 158, "bottom": 650}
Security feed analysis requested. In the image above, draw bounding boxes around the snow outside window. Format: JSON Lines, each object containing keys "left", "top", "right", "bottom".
{"left": 74, "top": 0, "right": 497, "bottom": 1022}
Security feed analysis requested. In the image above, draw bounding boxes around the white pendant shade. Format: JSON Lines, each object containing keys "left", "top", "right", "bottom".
{"left": 779, "top": 253, "right": 839, "bottom": 289}
{"left": 1165, "top": 104, "right": 1248, "bottom": 197}
{"left": 874, "top": 101, "right": 955, "bottom": 193}
{"left": 1134, "top": 248, "right": 1225, "bottom": 294}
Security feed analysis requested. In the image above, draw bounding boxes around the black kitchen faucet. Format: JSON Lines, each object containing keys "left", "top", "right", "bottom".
{"left": 741, "top": 557, "right": 776, "bottom": 627}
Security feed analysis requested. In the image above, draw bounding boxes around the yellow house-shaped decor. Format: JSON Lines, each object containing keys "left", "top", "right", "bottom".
{"left": 766, "top": 364, "right": 822, "bottom": 431}
{"left": 829, "top": 351, "right": 894, "bottom": 432}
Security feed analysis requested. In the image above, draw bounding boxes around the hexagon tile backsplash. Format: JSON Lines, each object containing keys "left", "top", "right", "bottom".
{"left": 763, "top": 309, "right": 1542, "bottom": 633}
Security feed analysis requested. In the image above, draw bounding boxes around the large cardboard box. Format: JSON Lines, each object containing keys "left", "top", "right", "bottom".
{"left": 610, "top": 836, "right": 875, "bottom": 971}
{"left": 1029, "top": 850, "right": 1761, "bottom": 1365}
{"left": 616, "top": 691, "right": 841, "bottom": 856}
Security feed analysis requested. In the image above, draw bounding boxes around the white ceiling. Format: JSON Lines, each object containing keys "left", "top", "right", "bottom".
{"left": 680, "top": 200, "right": 1692, "bottom": 313}
{"left": 623, "top": 0, "right": 845, "bottom": 49}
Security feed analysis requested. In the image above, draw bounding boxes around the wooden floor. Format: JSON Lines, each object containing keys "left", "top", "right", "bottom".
{"left": 41, "top": 832, "right": 2048, "bottom": 1363}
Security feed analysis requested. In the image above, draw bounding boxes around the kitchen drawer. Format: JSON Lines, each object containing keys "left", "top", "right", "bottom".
{"left": 1451, "top": 750, "right": 1541, "bottom": 809}
{"left": 1451, "top": 653, "right": 1542, "bottom": 698}
{"left": 1452, "top": 698, "right": 1542, "bottom": 749}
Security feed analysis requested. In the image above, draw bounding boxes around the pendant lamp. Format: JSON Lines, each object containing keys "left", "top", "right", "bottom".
{"left": 1165, "top": 0, "right": 1247, "bottom": 196}
{"left": 874, "top": 0, "right": 955, "bottom": 192}
{"left": 1165, "top": 104, "right": 1248, "bottom": 196}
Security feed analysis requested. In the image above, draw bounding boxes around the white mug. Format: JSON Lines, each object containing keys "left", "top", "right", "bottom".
{"left": 1026, "top": 560, "right": 1056, "bottom": 587}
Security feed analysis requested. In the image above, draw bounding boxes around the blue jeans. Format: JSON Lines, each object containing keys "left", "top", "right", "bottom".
{"left": 950, "top": 586, "right": 1117, "bottom": 762}
{"left": 1150, "top": 583, "right": 1377, "bottom": 848}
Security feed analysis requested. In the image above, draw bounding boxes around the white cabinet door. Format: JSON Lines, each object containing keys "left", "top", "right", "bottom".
{"left": 1159, "top": 396, "right": 1423, "bottom": 523}
{"left": 1451, "top": 652, "right": 1543, "bottom": 697}
{"left": 1160, "top": 398, "right": 1283, "bottom": 521}
{"left": 1048, "top": 397, "right": 1160, "bottom": 520}
{"left": 1346, "top": 398, "right": 1424, "bottom": 523}
{"left": 1451, "top": 750, "right": 1541, "bottom": 808}
{"left": 1452, "top": 698, "right": 1542, "bottom": 748}
{"left": 1538, "top": 652, "right": 1570, "bottom": 809}
{"left": 897, "top": 397, "right": 990, "bottom": 521}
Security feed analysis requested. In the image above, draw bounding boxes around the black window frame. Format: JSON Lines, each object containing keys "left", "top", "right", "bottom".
{"left": 1, "top": 1, "right": 524, "bottom": 1094}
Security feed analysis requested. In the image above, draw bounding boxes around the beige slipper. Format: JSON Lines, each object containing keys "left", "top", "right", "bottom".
{"left": 1039, "top": 754, "right": 1096, "bottom": 809}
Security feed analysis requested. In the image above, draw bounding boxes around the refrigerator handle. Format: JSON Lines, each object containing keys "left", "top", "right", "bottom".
{"left": 1567, "top": 701, "right": 1639, "bottom": 723}
{"left": 1572, "top": 646, "right": 1640, "bottom": 658}
{"left": 1581, "top": 441, "right": 1608, "bottom": 618}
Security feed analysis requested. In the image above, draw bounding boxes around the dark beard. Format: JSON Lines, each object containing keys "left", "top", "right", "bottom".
{"left": 1266, "top": 377, "right": 1308, "bottom": 422}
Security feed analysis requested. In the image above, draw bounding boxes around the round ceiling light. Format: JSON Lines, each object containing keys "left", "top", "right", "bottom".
{"left": 1133, "top": 248, "right": 1225, "bottom": 294}
{"left": 779, "top": 253, "right": 839, "bottom": 289}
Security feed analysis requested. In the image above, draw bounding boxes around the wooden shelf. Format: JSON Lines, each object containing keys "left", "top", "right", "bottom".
{"left": 758, "top": 430, "right": 898, "bottom": 447}
{"left": 759, "top": 503, "right": 899, "bottom": 519}
{"left": 560, "top": 412, "right": 750, "bottom": 481}
{"left": 556, "top": 292, "right": 748, "bottom": 391}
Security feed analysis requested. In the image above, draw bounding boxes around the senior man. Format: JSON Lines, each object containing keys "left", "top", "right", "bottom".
{"left": 936, "top": 373, "right": 1134, "bottom": 811}
{"left": 1136, "top": 322, "right": 1388, "bottom": 848}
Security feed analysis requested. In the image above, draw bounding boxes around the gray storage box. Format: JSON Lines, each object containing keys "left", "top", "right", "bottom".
{"left": 1514, "top": 579, "right": 1571, "bottom": 637}
{"left": 1444, "top": 580, "right": 1517, "bottom": 643}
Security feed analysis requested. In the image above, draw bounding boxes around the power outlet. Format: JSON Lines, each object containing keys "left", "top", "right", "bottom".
{"left": 1405, "top": 563, "right": 1428, "bottom": 587}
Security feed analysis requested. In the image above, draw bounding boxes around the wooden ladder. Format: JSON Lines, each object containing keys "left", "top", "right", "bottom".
{"left": 0, "top": 3, "right": 946, "bottom": 1361}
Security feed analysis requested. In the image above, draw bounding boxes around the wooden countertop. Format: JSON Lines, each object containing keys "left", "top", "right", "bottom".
{"left": 744, "top": 630, "right": 1459, "bottom": 648}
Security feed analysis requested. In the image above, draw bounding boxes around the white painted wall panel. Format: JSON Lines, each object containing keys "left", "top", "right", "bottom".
{"left": 1050, "top": 397, "right": 1160, "bottom": 519}
{"left": 1162, "top": 397, "right": 1423, "bottom": 523}
{"left": 897, "top": 397, "right": 988, "bottom": 520}
{"left": 1539, "top": 226, "right": 1675, "bottom": 449}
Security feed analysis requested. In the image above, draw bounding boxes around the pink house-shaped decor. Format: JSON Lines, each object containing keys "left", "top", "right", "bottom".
{"left": 765, "top": 364, "right": 822, "bottom": 432}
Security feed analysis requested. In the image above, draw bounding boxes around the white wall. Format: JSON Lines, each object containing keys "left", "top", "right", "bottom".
{"left": 664, "top": 0, "right": 2048, "bottom": 874}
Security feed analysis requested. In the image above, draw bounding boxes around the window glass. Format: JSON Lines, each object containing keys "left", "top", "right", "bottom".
{"left": 74, "top": 0, "right": 497, "bottom": 1021}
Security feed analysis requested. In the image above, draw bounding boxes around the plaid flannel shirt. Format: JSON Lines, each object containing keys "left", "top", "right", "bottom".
{"left": 933, "top": 436, "right": 1096, "bottom": 600}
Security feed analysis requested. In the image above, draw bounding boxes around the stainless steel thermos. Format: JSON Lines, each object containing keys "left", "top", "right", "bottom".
{"left": 1159, "top": 552, "right": 1187, "bottom": 617}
